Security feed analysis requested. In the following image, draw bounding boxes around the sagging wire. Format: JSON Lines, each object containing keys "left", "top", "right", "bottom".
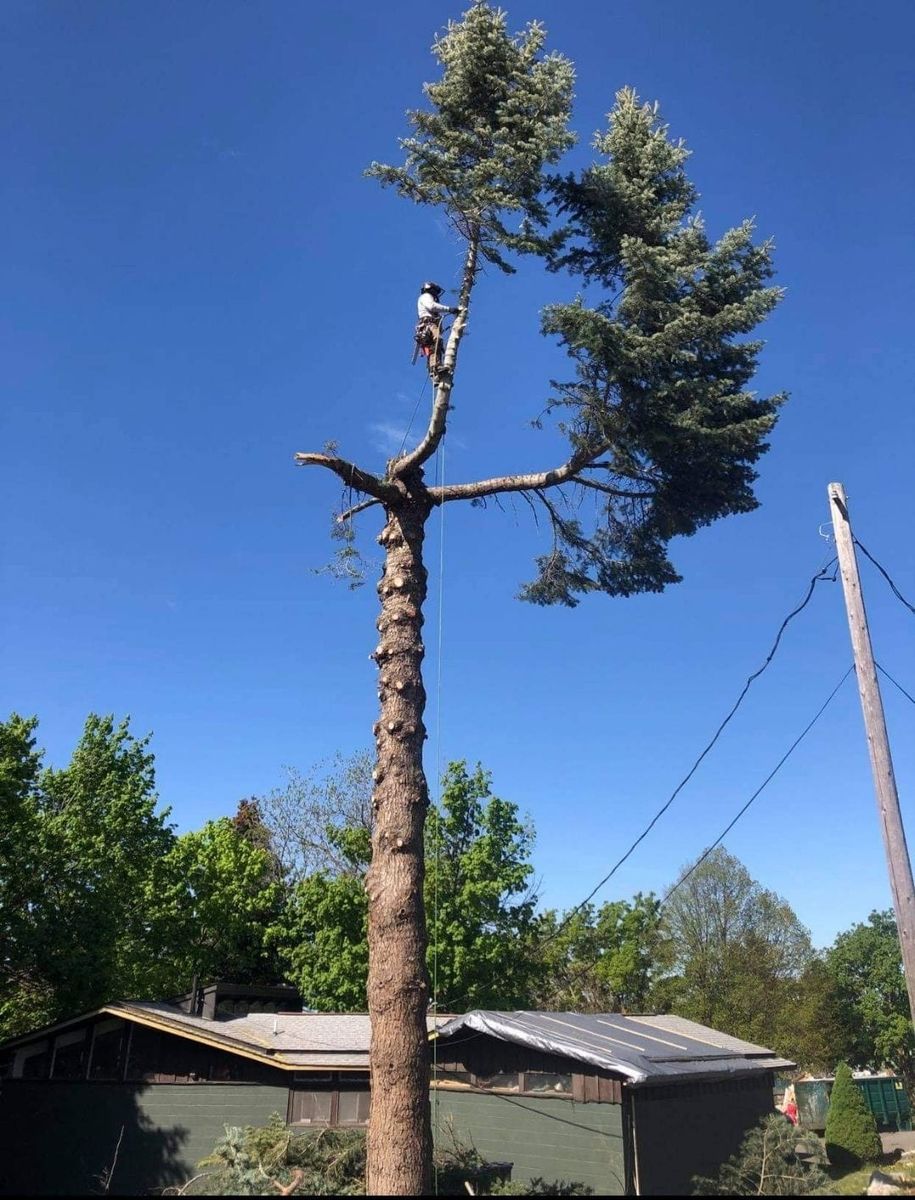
{"left": 539, "top": 556, "right": 839, "bottom": 946}
{"left": 659, "top": 664, "right": 855, "bottom": 907}
{"left": 854, "top": 537, "right": 915, "bottom": 616}
{"left": 877, "top": 662, "right": 915, "bottom": 708}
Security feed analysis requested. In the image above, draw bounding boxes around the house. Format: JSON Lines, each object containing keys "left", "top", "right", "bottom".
{"left": 431, "top": 1009, "right": 795, "bottom": 1195}
{"left": 0, "top": 981, "right": 442, "bottom": 1196}
{"left": 0, "top": 986, "right": 793, "bottom": 1196}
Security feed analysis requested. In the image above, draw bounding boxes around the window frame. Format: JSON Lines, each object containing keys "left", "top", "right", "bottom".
{"left": 287, "top": 1072, "right": 371, "bottom": 1129}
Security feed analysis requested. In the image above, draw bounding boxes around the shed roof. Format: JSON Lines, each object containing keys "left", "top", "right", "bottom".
{"left": 0, "top": 999, "right": 449, "bottom": 1072}
{"left": 110, "top": 1001, "right": 452, "bottom": 1070}
{"left": 435, "top": 1010, "right": 794, "bottom": 1086}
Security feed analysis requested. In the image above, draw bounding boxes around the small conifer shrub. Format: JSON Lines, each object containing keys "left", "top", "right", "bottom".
{"left": 824, "top": 1062, "right": 882, "bottom": 1168}
{"left": 692, "top": 1113, "right": 827, "bottom": 1195}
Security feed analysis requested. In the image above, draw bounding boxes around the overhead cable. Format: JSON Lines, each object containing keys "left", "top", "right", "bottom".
{"left": 854, "top": 537, "right": 915, "bottom": 616}
{"left": 877, "top": 662, "right": 915, "bottom": 708}
{"left": 540, "top": 557, "right": 838, "bottom": 944}
{"left": 659, "top": 664, "right": 855, "bottom": 907}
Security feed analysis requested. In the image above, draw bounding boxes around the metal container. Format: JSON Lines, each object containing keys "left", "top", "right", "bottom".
{"left": 855, "top": 1075, "right": 912, "bottom": 1132}
{"left": 795, "top": 1074, "right": 912, "bottom": 1132}
{"left": 796, "top": 1078, "right": 832, "bottom": 1131}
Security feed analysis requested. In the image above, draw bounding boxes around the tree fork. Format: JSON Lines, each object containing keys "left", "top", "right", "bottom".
{"left": 365, "top": 479, "right": 433, "bottom": 1196}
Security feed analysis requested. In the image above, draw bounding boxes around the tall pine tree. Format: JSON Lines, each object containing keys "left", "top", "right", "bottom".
{"left": 295, "top": 4, "right": 783, "bottom": 1192}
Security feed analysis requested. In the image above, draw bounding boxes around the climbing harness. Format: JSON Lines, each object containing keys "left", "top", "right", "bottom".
{"left": 411, "top": 316, "right": 445, "bottom": 378}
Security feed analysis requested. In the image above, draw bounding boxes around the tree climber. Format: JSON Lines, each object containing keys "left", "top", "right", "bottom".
{"left": 413, "top": 281, "right": 460, "bottom": 373}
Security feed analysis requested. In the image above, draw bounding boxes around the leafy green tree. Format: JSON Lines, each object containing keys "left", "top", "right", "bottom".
{"left": 824, "top": 1061, "right": 882, "bottom": 1168}
{"left": 0, "top": 714, "right": 54, "bottom": 1036}
{"left": 536, "top": 895, "right": 672, "bottom": 1013}
{"left": 693, "top": 1114, "right": 828, "bottom": 1196}
{"left": 426, "top": 762, "right": 538, "bottom": 1011}
{"left": 826, "top": 910, "right": 915, "bottom": 1088}
{"left": 272, "top": 762, "right": 539, "bottom": 1013}
{"left": 777, "top": 957, "right": 848, "bottom": 1076}
{"left": 0, "top": 715, "right": 289, "bottom": 1037}
{"left": 33, "top": 714, "right": 175, "bottom": 1018}
{"left": 663, "top": 848, "right": 814, "bottom": 1051}
{"left": 144, "top": 816, "right": 286, "bottom": 998}
{"left": 271, "top": 826, "right": 371, "bottom": 1012}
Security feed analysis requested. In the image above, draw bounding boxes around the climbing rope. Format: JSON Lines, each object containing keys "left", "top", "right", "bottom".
{"left": 431, "top": 432, "right": 445, "bottom": 1195}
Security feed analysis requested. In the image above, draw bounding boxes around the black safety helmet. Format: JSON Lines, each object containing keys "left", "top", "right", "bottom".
{"left": 420, "top": 281, "right": 444, "bottom": 297}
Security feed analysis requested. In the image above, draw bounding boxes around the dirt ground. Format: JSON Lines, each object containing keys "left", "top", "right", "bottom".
{"left": 882, "top": 1131, "right": 915, "bottom": 1155}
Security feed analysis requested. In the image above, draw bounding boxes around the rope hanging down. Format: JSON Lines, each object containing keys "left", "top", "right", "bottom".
{"left": 541, "top": 556, "right": 839, "bottom": 945}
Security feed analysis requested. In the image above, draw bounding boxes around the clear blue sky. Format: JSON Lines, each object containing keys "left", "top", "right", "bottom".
{"left": 3, "top": 0, "right": 913, "bottom": 949}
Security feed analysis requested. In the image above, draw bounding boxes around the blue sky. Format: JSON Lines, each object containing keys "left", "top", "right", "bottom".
{"left": 2, "top": 0, "right": 913, "bottom": 949}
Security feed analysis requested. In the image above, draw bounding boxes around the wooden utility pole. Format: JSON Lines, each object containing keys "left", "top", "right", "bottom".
{"left": 828, "top": 481, "right": 915, "bottom": 1025}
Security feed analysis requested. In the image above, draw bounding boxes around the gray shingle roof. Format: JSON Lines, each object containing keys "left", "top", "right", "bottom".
{"left": 435, "top": 1010, "right": 794, "bottom": 1086}
{"left": 115, "top": 1001, "right": 450, "bottom": 1070}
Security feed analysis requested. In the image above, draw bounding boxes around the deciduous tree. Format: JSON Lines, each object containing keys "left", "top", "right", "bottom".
{"left": 272, "top": 761, "right": 539, "bottom": 1014}
{"left": 826, "top": 909, "right": 915, "bottom": 1088}
{"left": 295, "top": 4, "right": 783, "bottom": 1189}
{"left": 662, "top": 848, "right": 814, "bottom": 1050}
{"left": 536, "top": 895, "right": 672, "bottom": 1013}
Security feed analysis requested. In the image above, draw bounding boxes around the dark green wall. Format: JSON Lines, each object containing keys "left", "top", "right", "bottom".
{"left": 0, "top": 1081, "right": 289, "bottom": 1195}
{"left": 631, "top": 1076, "right": 775, "bottom": 1195}
{"left": 432, "top": 1089, "right": 626, "bottom": 1194}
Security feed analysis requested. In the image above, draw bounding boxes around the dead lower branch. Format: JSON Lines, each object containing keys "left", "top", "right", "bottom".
{"left": 294, "top": 453, "right": 399, "bottom": 505}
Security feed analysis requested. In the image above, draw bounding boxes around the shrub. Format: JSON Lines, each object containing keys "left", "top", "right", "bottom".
{"left": 692, "top": 1113, "right": 829, "bottom": 1195}
{"left": 824, "top": 1062, "right": 882, "bottom": 1168}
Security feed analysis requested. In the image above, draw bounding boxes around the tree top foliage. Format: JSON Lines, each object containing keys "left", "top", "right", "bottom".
{"left": 337, "top": 2, "right": 787, "bottom": 608}
{"left": 367, "top": 1, "right": 576, "bottom": 270}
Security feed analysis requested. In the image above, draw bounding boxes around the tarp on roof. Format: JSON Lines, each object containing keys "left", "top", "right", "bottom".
{"left": 435, "top": 1010, "right": 795, "bottom": 1086}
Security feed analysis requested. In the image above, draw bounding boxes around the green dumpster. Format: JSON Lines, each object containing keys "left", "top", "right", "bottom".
{"left": 855, "top": 1076, "right": 912, "bottom": 1132}
{"left": 796, "top": 1075, "right": 912, "bottom": 1133}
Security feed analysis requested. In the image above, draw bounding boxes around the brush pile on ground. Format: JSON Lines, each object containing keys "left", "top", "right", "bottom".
{"left": 169, "top": 1115, "right": 591, "bottom": 1196}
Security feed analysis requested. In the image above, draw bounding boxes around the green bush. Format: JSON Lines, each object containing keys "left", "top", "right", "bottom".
{"left": 824, "top": 1062, "right": 882, "bottom": 1168}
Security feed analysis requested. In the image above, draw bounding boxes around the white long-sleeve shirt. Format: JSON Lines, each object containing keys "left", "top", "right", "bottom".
{"left": 417, "top": 293, "right": 452, "bottom": 321}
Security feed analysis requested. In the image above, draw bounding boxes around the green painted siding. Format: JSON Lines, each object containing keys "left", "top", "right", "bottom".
{"left": 432, "top": 1089, "right": 626, "bottom": 1195}
{"left": 0, "top": 1082, "right": 289, "bottom": 1195}
{"left": 631, "top": 1076, "right": 775, "bottom": 1195}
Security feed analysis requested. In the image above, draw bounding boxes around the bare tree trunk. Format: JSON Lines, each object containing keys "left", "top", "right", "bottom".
{"left": 365, "top": 478, "right": 433, "bottom": 1195}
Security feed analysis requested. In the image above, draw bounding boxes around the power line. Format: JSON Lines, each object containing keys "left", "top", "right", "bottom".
{"left": 539, "top": 557, "right": 838, "bottom": 944}
{"left": 877, "top": 662, "right": 915, "bottom": 708}
{"left": 854, "top": 537, "right": 915, "bottom": 616}
{"left": 659, "top": 664, "right": 854, "bottom": 907}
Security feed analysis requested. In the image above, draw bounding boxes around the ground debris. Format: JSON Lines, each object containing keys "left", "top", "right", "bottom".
{"left": 867, "top": 1169, "right": 915, "bottom": 1196}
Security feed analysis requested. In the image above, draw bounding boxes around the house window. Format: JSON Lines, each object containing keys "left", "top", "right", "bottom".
{"left": 337, "top": 1088, "right": 371, "bottom": 1126}
{"left": 475, "top": 1071, "right": 521, "bottom": 1092}
{"left": 51, "top": 1030, "right": 87, "bottom": 1079}
{"left": 88, "top": 1020, "right": 127, "bottom": 1081}
{"left": 289, "top": 1088, "right": 334, "bottom": 1126}
{"left": 523, "top": 1071, "right": 573, "bottom": 1095}
{"left": 288, "top": 1077, "right": 371, "bottom": 1128}
{"left": 13, "top": 1041, "right": 50, "bottom": 1079}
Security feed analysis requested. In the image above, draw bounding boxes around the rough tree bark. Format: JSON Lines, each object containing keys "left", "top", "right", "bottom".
{"left": 365, "top": 482, "right": 433, "bottom": 1195}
